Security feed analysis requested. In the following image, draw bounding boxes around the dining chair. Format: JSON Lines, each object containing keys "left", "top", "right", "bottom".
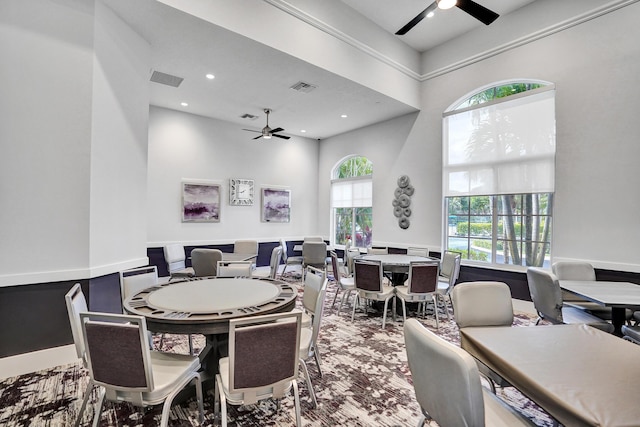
{"left": 119, "top": 266, "right": 162, "bottom": 350}
{"left": 215, "top": 311, "right": 304, "bottom": 427}
{"left": 451, "top": 281, "right": 514, "bottom": 393}
{"left": 395, "top": 261, "right": 440, "bottom": 327}
{"left": 78, "top": 312, "right": 204, "bottom": 427}
{"left": 216, "top": 260, "right": 253, "bottom": 277}
{"left": 191, "top": 248, "right": 223, "bottom": 277}
{"left": 406, "top": 247, "right": 429, "bottom": 257}
{"left": 233, "top": 239, "right": 258, "bottom": 255}
{"left": 163, "top": 243, "right": 194, "bottom": 280}
{"left": 345, "top": 247, "right": 361, "bottom": 277}
{"left": 280, "top": 238, "right": 303, "bottom": 276}
{"left": 253, "top": 245, "right": 283, "bottom": 279}
{"left": 435, "top": 251, "right": 461, "bottom": 320}
{"left": 302, "top": 241, "right": 327, "bottom": 274}
{"left": 552, "top": 261, "right": 632, "bottom": 322}
{"left": 304, "top": 236, "right": 323, "bottom": 242}
{"left": 526, "top": 267, "right": 614, "bottom": 333}
{"left": 404, "top": 319, "right": 537, "bottom": 427}
{"left": 329, "top": 250, "right": 355, "bottom": 314}
{"left": 352, "top": 259, "right": 395, "bottom": 328}
{"left": 367, "top": 247, "right": 388, "bottom": 255}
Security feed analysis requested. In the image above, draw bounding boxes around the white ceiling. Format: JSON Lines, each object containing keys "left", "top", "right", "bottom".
{"left": 102, "top": 0, "right": 539, "bottom": 140}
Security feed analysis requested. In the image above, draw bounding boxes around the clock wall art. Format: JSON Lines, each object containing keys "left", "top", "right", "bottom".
{"left": 182, "top": 181, "right": 221, "bottom": 222}
{"left": 229, "top": 178, "right": 255, "bottom": 206}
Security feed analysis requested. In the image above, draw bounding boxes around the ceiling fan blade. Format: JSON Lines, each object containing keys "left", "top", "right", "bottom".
{"left": 270, "top": 127, "right": 284, "bottom": 133}
{"left": 273, "top": 134, "right": 290, "bottom": 140}
{"left": 242, "top": 128, "right": 261, "bottom": 133}
{"left": 456, "top": 0, "right": 499, "bottom": 25}
{"left": 252, "top": 135, "right": 263, "bottom": 140}
{"left": 395, "top": 2, "right": 437, "bottom": 35}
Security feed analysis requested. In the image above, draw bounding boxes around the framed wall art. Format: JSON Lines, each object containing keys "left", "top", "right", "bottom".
{"left": 182, "top": 181, "right": 221, "bottom": 222}
{"left": 261, "top": 188, "right": 291, "bottom": 223}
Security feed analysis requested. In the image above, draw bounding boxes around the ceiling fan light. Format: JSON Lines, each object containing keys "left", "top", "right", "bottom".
{"left": 437, "top": 0, "right": 457, "bottom": 10}
{"left": 263, "top": 134, "right": 272, "bottom": 140}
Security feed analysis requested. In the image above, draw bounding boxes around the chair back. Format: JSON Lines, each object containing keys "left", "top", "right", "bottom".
{"left": 279, "top": 238, "right": 289, "bottom": 262}
{"left": 65, "top": 283, "right": 89, "bottom": 363}
{"left": 302, "top": 266, "right": 327, "bottom": 314}
{"left": 303, "top": 241, "right": 327, "bottom": 265}
{"left": 407, "top": 247, "right": 429, "bottom": 257}
{"left": 80, "top": 312, "right": 154, "bottom": 396}
{"left": 441, "top": 251, "right": 461, "bottom": 280}
{"left": 404, "top": 319, "right": 485, "bottom": 426}
{"left": 451, "top": 282, "right": 514, "bottom": 328}
{"left": 228, "top": 311, "right": 302, "bottom": 402}
{"left": 119, "top": 266, "right": 158, "bottom": 303}
{"left": 164, "top": 243, "right": 187, "bottom": 273}
{"left": 234, "top": 240, "right": 258, "bottom": 255}
{"left": 406, "top": 261, "right": 439, "bottom": 294}
{"left": 330, "top": 250, "right": 342, "bottom": 281}
{"left": 267, "top": 246, "right": 283, "bottom": 279}
{"left": 354, "top": 259, "right": 384, "bottom": 292}
{"left": 191, "top": 248, "right": 223, "bottom": 277}
{"left": 526, "top": 267, "right": 563, "bottom": 324}
{"left": 367, "top": 247, "right": 388, "bottom": 255}
{"left": 303, "top": 236, "right": 323, "bottom": 242}
{"left": 346, "top": 248, "right": 360, "bottom": 276}
{"left": 552, "top": 261, "right": 596, "bottom": 281}
{"left": 217, "top": 260, "right": 253, "bottom": 277}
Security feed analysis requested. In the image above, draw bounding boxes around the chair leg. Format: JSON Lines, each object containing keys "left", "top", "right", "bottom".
{"left": 91, "top": 387, "right": 106, "bottom": 427}
{"left": 188, "top": 334, "right": 194, "bottom": 356}
{"left": 432, "top": 296, "right": 439, "bottom": 330}
{"left": 338, "top": 289, "right": 353, "bottom": 314}
{"left": 292, "top": 380, "right": 302, "bottom": 427}
{"left": 215, "top": 374, "right": 228, "bottom": 427}
{"left": 400, "top": 298, "right": 407, "bottom": 322}
{"left": 331, "top": 286, "right": 341, "bottom": 309}
{"left": 74, "top": 381, "right": 94, "bottom": 427}
{"left": 299, "top": 359, "right": 318, "bottom": 408}
{"left": 313, "top": 347, "right": 323, "bottom": 377}
{"left": 351, "top": 294, "right": 360, "bottom": 322}
{"left": 382, "top": 298, "right": 390, "bottom": 329}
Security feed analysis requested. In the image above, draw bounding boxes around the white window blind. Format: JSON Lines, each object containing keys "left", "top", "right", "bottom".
{"left": 443, "top": 87, "right": 556, "bottom": 197}
{"left": 331, "top": 178, "right": 372, "bottom": 208}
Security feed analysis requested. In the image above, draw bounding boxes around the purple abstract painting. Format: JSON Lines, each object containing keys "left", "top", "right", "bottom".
{"left": 182, "top": 182, "right": 220, "bottom": 222}
{"left": 262, "top": 188, "right": 290, "bottom": 223}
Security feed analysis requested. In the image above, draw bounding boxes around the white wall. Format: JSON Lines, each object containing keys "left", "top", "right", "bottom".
{"left": 147, "top": 106, "right": 321, "bottom": 246}
{"left": 319, "top": 2, "right": 640, "bottom": 272}
{"left": 0, "top": 0, "right": 151, "bottom": 286}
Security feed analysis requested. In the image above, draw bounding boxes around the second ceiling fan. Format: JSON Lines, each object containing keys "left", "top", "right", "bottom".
{"left": 396, "top": 0, "right": 499, "bottom": 35}
{"left": 243, "top": 108, "right": 290, "bottom": 140}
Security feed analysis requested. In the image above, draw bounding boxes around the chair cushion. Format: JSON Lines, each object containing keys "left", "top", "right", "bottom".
{"left": 142, "top": 351, "right": 200, "bottom": 404}
{"left": 482, "top": 388, "right": 536, "bottom": 426}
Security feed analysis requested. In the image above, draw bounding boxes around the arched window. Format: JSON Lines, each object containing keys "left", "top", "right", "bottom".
{"left": 331, "top": 156, "right": 373, "bottom": 248}
{"left": 443, "top": 81, "right": 555, "bottom": 267}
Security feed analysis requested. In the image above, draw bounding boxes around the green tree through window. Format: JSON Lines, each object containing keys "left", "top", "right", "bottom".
{"left": 332, "top": 156, "right": 373, "bottom": 248}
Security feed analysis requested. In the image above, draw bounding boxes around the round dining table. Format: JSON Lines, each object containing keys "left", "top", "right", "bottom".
{"left": 357, "top": 253, "right": 436, "bottom": 285}
{"left": 124, "top": 276, "right": 297, "bottom": 378}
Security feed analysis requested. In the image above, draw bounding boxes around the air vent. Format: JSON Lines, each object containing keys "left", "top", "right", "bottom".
{"left": 290, "top": 81, "right": 318, "bottom": 93}
{"left": 240, "top": 113, "right": 259, "bottom": 120}
{"left": 150, "top": 70, "right": 184, "bottom": 88}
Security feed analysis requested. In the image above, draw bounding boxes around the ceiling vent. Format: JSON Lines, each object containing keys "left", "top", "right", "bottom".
{"left": 290, "top": 81, "right": 318, "bottom": 93}
{"left": 150, "top": 70, "right": 184, "bottom": 87}
{"left": 240, "top": 113, "right": 259, "bottom": 120}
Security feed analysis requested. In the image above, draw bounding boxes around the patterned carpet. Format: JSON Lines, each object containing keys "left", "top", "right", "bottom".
{"left": 0, "top": 273, "right": 554, "bottom": 426}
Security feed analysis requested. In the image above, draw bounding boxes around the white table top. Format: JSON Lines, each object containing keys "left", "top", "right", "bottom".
{"left": 460, "top": 324, "right": 640, "bottom": 426}
{"left": 559, "top": 280, "right": 640, "bottom": 308}
{"left": 358, "top": 254, "right": 435, "bottom": 266}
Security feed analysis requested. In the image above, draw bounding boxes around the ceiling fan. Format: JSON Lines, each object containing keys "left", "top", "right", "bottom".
{"left": 242, "top": 108, "right": 290, "bottom": 140}
{"left": 395, "top": 0, "right": 499, "bottom": 35}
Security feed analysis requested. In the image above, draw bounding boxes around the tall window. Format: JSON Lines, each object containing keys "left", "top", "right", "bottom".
{"left": 443, "top": 82, "right": 555, "bottom": 267}
{"left": 332, "top": 156, "right": 373, "bottom": 248}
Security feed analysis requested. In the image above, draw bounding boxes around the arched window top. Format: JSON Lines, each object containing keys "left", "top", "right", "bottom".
{"left": 448, "top": 80, "right": 552, "bottom": 112}
{"left": 333, "top": 155, "right": 373, "bottom": 180}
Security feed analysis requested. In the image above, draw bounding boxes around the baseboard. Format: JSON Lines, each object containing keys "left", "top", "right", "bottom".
{"left": 0, "top": 344, "right": 78, "bottom": 380}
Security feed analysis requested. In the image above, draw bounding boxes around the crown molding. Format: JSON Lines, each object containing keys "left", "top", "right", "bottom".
{"left": 263, "top": 0, "right": 639, "bottom": 83}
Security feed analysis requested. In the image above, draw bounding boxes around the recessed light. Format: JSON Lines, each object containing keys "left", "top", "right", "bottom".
{"left": 301, "top": 130, "right": 307, "bottom": 133}
{"left": 341, "top": 114, "right": 348, "bottom": 118}
{"left": 206, "top": 73, "right": 215, "bottom": 80}
{"left": 181, "top": 102, "right": 188, "bottom": 107}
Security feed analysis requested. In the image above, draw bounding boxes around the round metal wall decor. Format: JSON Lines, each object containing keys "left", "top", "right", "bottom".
{"left": 393, "top": 175, "right": 414, "bottom": 229}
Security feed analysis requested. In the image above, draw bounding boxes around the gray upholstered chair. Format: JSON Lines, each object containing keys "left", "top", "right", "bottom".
{"left": 303, "top": 236, "right": 323, "bottom": 242}
{"left": 329, "top": 250, "right": 356, "bottom": 313}
{"left": 215, "top": 311, "right": 304, "bottom": 426}
{"left": 119, "top": 266, "right": 158, "bottom": 302}
{"left": 406, "top": 247, "right": 429, "bottom": 257}
{"left": 233, "top": 239, "right": 258, "bottom": 255}
{"left": 352, "top": 259, "right": 395, "bottom": 328}
{"left": 552, "top": 261, "right": 632, "bottom": 322}
{"left": 253, "top": 245, "right": 283, "bottom": 279}
{"left": 78, "top": 312, "right": 204, "bottom": 427}
{"left": 395, "top": 261, "right": 440, "bottom": 327}
{"left": 163, "top": 243, "right": 194, "bottom": 280}
{"left": 451, "top": 281, "right": 514, "bottom": 393}
{"left": 280, "top": 238, "right": 303, "bottom": 276}
{"left": 191, "top": 248, "right": 223, "bottom": 277}
{"left": 436, "top": 250, "right": 462, "bottom": 320}
{"left": 216, "top": 260, "right": 252, "bottom": 277}
{"left": 65, "top": 283, "right": 89, "bottom": 367}
{"left": 526, "top": 267, "right": 614, "bottom": 333}
{"left": 367, "top": 247, "right": 388, "bottom": 255}
{"left": 404, "top": 319, "right": 536, "bottom": 427}
{"left": 302, "top": 241, "right": 327, "bottom": 273}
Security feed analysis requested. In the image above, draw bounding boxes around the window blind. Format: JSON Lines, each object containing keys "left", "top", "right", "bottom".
{"left": 443, "top": 87, "right": 556, "bottom": 197}
{"left": 331, "top": 178, "right": 372, "bottom": 208}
